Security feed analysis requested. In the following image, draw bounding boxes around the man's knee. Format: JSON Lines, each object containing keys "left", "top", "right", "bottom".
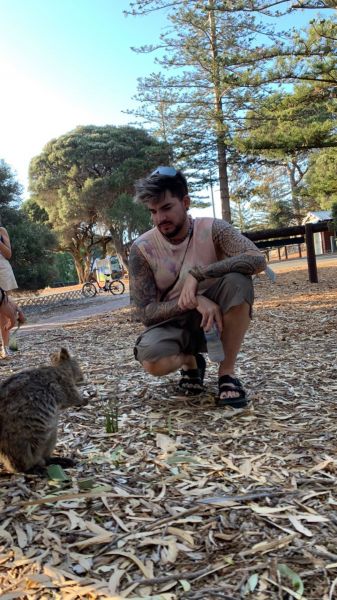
{"left": 142, "top": 355, "right": 181, "bottom": 376}
{"left": 142, "top": 359, "right": 164, "bottom": 376}
{"left": 224, "top": 300, "right": 250, "bottom": 315}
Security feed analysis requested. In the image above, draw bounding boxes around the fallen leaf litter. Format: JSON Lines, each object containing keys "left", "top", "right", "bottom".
{"left": 0, "top": 262, "right": 337, "bottom": 599}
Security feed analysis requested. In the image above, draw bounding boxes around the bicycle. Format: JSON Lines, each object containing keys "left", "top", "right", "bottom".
{"left": 81, "top": 274, "right": 125, "bottom": 298}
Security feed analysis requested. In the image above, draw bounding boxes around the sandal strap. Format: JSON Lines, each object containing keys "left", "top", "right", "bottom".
{"left": 179, "top": 379, "right": 204, "bottom": 390}
{"left": 179, "top": 354, "right": 206, "bottom": 396}
{"left": 195, "top": 353, "right": 206, "bottom": 385}
{"left": 180, "top": 368, "right": 199, "bottom": 378}
{"left": 219, "top": 384, "right": 246, "bottom": 398}
{"left": 219, "top": 375, "right": 243, "bottom": 390}
{"left": 179, "top": 376, "right": 204, "bottom": 395}
{"left": 217, "top": 374, "right": 248, "bottom": 408}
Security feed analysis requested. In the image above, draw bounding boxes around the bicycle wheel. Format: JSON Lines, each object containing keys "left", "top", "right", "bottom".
{"left": 109, "top": 279, "right": 125, "bottom": 295}
{"left": 82, "top": 282, "right": 97, "bottom": 297}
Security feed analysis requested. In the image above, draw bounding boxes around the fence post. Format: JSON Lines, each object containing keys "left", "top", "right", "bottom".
{"left": 305, "top": 223, "right": 318, "bottom": 283}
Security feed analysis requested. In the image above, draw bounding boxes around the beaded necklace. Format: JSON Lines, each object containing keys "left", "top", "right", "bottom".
{"left": 165, "top": 215, "right": 193, "bottom": 245}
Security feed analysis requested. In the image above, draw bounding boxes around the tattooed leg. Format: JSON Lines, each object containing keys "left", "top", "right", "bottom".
{"left": 218, "top": 301, "right": 251, "bottom": 399}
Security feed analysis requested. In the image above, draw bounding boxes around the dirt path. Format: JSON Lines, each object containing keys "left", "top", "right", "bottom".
{"left": 21, "top": 292, "right": 130, "bottom": 333}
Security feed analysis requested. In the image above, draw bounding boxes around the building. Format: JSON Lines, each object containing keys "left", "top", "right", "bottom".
{"left": 302, "top": 211, "right": 334, "bottom": 255}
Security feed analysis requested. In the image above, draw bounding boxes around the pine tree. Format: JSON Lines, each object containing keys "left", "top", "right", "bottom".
{"left": 127, "top": 1, "right": 336, "bottom": 221}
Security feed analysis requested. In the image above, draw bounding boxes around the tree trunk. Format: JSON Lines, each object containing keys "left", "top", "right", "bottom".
{"left": 209, "top": 2, "right": 231, "bottom": 222}
{"left": 216, "top": 131, "right": 231, "bottom": 222}
{"left": 287, "top": 160, "right": 303, "bottom": 225}
{"left": 68, "top": 248, "right": 92, "bottom": 283}
{"left": 110, "top": 232, "right": 129, "bottom": 271}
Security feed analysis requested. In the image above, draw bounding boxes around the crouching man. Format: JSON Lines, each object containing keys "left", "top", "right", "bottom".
{"left": 129, "top": 166, "right": 266, "bottom": 408}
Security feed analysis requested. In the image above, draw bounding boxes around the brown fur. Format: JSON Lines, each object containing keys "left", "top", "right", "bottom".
{"left": 0, "top": 348, "right": 85, "bottom": 473}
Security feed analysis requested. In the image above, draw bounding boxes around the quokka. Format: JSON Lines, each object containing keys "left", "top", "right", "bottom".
{"left": 0, "top": 347, "right": 86, "bottom": 473}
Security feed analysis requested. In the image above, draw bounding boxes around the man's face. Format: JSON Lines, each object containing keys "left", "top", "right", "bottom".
{"left": 147, "top": 190, "right": 190, "bottom": 239}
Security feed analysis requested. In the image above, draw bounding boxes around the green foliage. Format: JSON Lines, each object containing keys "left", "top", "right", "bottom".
{"left": 277, "top": 563, "right": 304, "bottom": 596}
{"left": 128, "top": 0, "right": 280, "bottom": 220}
{"left": 0, "top": 160, "right": 22, "bottom": 209}
{"left": 238, "top": 83, "right": 337, "bottom": 154}
{"left": 234, "top": 77, "right": 336, "bottom": 224}
{"left": 21, "top": 197, "right": 49, "bottom": 224}
{"left": 268, "top": 199, "right": 295, "bottom": 229}
{"left": 128, "top": 3, "right": 337, "bottom": 222}
{"left": 29, "top": 125, "right": 170, "bottom": 278}
{"left": 105, "top": 193, "right": 151, "bottom": 241}
{"left": 229, "top": 164, "right": 265, "bottom": 230}
{"left": 302, "top": 148, "right": 337, "bottom": 208}
{"left": 53, "top": 252, "right": 77, "bottom": 284}
{"left": 0, "top": 162, "right": 58, "bottom": 289}
{"left": 1, "top": 206, "right": 58, "bottom": 290}
{"left": 331, "top": 202, "right": 337, "bottom": 228}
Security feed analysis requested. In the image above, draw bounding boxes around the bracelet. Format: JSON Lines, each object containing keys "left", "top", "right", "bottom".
{"left": 188, "top": 267, "right": 205, "bottom": 282}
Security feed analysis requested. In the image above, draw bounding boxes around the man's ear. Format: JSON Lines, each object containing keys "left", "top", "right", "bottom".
{"left": 183, "top": 195, "right": 191, "bottom": 210}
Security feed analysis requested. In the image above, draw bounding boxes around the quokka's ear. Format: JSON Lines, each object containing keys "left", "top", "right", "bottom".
{"left": 59, "top": 347, "right": 70, "bottom": 360}
{"left": 51, "top": 347, "right": 70, "bottom": 364}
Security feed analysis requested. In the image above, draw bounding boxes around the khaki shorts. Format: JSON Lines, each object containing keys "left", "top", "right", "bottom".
{"left": 134, "top": 273, "right": 254, "bottom": 363}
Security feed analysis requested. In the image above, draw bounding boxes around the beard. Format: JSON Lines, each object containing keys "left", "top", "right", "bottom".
{"left": 159, "top": 223, "right": 183, "bottom": 238}
{"left": 158, "top": 216, "right": 187, "bottom": 239}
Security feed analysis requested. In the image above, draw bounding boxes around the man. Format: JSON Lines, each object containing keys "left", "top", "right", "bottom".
{"left": 129, "top": 166, "right": 266, "bottom": 408}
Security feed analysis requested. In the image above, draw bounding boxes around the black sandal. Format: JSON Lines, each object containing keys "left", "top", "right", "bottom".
{"left": 216, "top": 375, "right": 249, "bottom": 408}
{"left": 179, "top": 353, "right": 206, "bottom": 396}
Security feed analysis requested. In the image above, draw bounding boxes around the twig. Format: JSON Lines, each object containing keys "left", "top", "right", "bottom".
{"left": 329, "top": 576, "right": 337, "bottom": 600}
{"left": 197, "top": 488, "right": 299, "bottom": 504}
{"left": 311, "top": 547, "right": 337, "bottom": 562}
{"left": 124, "top": 561, "right": 228, "bottom": 588}
{"left": 94, "top": 505, "right": 203, "bottom": 558}
{"left": 182, "top": 590, "right": 235, "bottom": 600}
{"left": 146, "top": 505, "right": 203, "bottom": 529}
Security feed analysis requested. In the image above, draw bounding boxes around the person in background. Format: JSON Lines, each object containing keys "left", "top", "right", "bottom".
{"left": 0, "top": 220, "right": 23, "bottom": 357}
{"left": 129, "top": 166, "right": 266, "bottom": 408}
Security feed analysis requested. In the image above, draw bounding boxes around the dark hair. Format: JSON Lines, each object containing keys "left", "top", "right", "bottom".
{"left": 134, "top": 167, "right": 188, "bottom": 204}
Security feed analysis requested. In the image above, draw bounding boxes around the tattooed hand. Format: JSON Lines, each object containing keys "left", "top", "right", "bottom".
{"left": 196, "top": 296, "right": 222, "bottom": 333}
{"left": 177, "top": 273, "right": 198, "bottom": 311}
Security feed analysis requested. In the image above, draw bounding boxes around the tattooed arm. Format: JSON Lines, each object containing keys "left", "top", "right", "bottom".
{"left": 188, "top": 219, "right": 266, "bottom": 282}
{"left": 129, "top": 244, "right": 186, "bottom": 327}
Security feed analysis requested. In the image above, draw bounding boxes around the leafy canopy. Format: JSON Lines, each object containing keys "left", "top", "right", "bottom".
{"left": 29, "top": 124, "right": 171, "bottom": 278}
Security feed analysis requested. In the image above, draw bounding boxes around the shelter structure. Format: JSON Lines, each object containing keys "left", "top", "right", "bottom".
{"left": 302, "top": 211, "right": 334, "bottom": 254}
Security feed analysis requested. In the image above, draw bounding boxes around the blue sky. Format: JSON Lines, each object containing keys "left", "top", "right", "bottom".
{"left": 0, "top": 0, "right": 164, "bottom": 194}
{"left": 0, "top": 0, "right": 333, "bottom": 219}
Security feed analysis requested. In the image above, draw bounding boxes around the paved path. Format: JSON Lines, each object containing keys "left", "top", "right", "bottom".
{"left": 21, "top": 293, "right": 130, "bottom": 333}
